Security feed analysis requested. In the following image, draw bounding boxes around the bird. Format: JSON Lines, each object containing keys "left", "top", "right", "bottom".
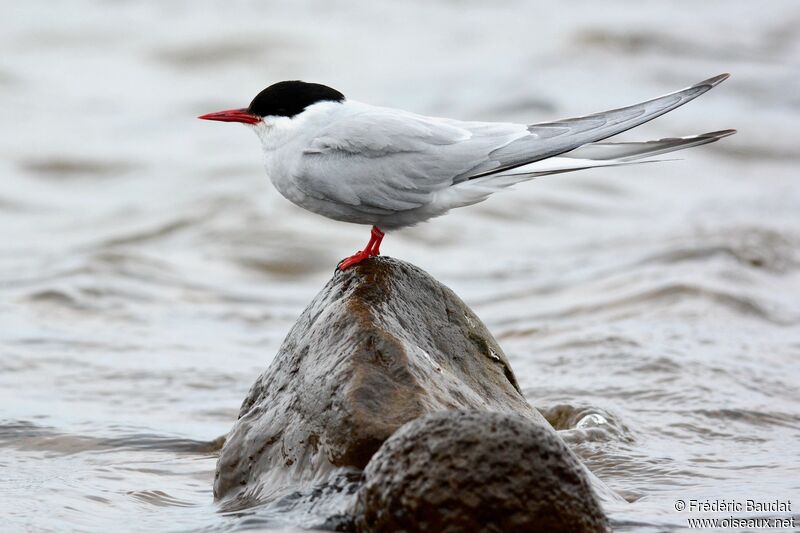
{"left": 199, "top": 74, "right": 734, "bottom": 270}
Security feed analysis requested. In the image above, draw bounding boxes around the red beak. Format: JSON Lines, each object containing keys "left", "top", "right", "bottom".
{"left": 198, "top": 108, "right": 261, "bottom": 125}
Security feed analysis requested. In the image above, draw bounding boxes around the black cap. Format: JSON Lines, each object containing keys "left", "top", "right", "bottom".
{"left": 248, "top": 81, "right": 345, "bottom": 118}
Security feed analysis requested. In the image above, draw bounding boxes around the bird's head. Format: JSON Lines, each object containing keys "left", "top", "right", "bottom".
{"left": 198, "top": 80, "right": 345, "bottom": 142}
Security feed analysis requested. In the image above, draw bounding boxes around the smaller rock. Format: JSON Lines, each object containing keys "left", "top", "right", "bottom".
{"left": 354, "top": 411, "right": 609, "bottom": 533}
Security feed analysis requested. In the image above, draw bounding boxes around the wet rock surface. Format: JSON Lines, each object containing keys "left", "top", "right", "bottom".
{"left": 214, "top": 256, "right": 547, "bottom": 508}
{"left": 354, "top": 411, "right": 609, "bottom": 533}
{"left": 214, "top": 256, "right": 608, "bottom": 531}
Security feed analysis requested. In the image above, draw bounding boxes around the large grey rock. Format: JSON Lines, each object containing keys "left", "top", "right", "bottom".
{"left": 214, "top": 257, "right": 547, "bottom": 508}
{"left": 354, "top": 411, "right": 610, "bottom": 533}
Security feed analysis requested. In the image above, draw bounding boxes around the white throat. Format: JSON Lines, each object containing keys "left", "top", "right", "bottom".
{"left": 251, "top": 100, "right": 345, "bottom": 153}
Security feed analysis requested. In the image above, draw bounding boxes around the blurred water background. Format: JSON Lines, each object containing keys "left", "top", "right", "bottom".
{"left": 1, "top": 0, "right": 799, "bottom": 531}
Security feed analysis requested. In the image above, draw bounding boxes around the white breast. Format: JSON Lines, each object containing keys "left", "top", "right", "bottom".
{"left": 254, "top": 102, "right": 350, "bottom": 215}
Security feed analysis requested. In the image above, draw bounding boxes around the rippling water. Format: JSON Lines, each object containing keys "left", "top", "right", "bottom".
{"left": 2, "top": 1, "right": 799, "bottom": 531}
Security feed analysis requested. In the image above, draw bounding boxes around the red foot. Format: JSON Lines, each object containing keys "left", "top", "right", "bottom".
{"left": 338, "top": 250, "right": 372, "bottom": 270}
{"left": 338, "top": 226, "right": 385, "bottom": 271}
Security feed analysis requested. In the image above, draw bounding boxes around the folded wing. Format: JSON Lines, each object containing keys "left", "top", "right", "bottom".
{"left": 462, "top": 73, "right": 730, "bottom": 180}
{"left": 293, "top": 74, "right": 731, "bottom": 217}
{"left": 295, "top": 109, "right": 525, "bottom": 215}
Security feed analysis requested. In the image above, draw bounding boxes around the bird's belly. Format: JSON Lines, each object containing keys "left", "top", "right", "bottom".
{"left": 263, "top": 158, "right": 439, "bottom": 229}
{"left": 267, "top": 170, "right": 378, "bottom": 226}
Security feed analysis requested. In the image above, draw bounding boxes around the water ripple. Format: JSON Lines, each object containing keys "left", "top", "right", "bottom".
{"left": 0, "top": 421, "right": 224, "bottom": 456}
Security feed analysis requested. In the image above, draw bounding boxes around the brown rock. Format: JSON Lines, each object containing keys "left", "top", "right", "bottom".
{"left": 354, "top": 411, "right": 610, "bottom": 533}
{"left": 214, "top": 257, "right": 546, "bottom": 508}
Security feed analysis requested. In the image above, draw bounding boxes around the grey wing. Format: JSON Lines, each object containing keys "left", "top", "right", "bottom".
{"left": 294, "top": 110, "right": 521, "bottom": 215}
{"left": 463, "top": 73, "right": 730, "bottom": 180}
{"left": 296, "top": 150, "right": 447, "bottom": 215}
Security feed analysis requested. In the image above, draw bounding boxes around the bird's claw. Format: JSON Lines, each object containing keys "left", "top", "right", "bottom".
{"left": 337, "top": 250, "right": 374, "bottom": 271}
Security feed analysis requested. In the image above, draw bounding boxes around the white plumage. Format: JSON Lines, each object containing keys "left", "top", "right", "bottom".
{"left": 200, "top": 74, "right": 734, "bottom": 268}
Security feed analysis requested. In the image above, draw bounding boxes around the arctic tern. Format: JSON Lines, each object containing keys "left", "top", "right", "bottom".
{"left": 199, "top": 74, "right": 734, "bottom": 269}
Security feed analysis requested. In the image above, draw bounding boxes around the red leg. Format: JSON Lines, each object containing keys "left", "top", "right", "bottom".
{"left": 368, "top": 226, "right": 384, "bottom": 256}
{"left": 338, "top": 226, "right": 385, "bottom": 270}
